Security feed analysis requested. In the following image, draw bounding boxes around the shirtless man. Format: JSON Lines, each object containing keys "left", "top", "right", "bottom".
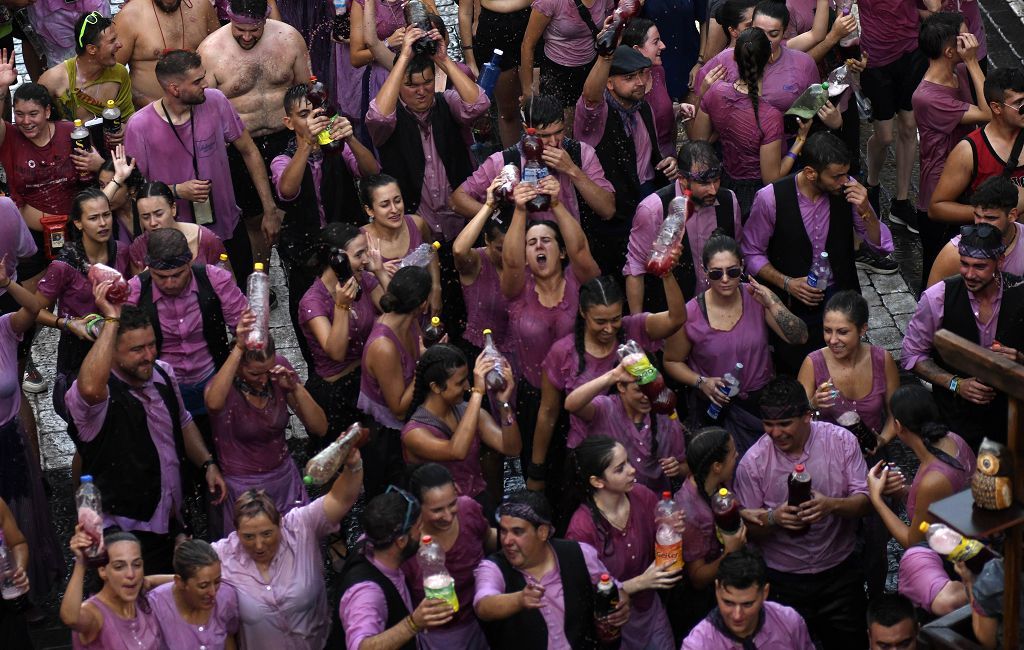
{"left": 199, "top": 0, "right": 309, "bottom": 266}
{"left": 114, "top": 0, "right": 219, "bottom": 108}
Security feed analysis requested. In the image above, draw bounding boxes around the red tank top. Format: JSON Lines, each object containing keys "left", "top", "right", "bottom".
{"left": 966, "top": 126, "right": 1024, "bottom": 193}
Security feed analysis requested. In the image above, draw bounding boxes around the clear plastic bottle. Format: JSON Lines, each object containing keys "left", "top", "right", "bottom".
{"left": 418, "top": 535, "right": 460, "bottom": 611}
{"left": 482, "top": 328, "right": 508, "bottom": 391}
{"left": 654, "top": 491, "right": 683, "bottom": 571}
{"left": 617, "top": 340, "right": 677, "bottom": 414}
{"left": 245, "top": 263, "right": 270, "bottom": 350}
{"left": 216, "top": 253, "right": 230, "bottom": 271}
{"left": 646, "top": 193, "right": 690, "bottom": 277}
{"left": 521, "top": 128, "right": 551, "bottom": 212}
{"left": 920, "top": 522, "right": 996, "bottom": 575}
{"left": 785, "top": 82, "right": 831, "bottom": 120}
{"left": 76, "top": 475, "right": 108, "bottom": 567}
{"left": 0, "top": 532, "right": 29, "bottom": 609}
{"left": 303, "top": 423, "right": 370, "bottom": 486}
{"left": 838, "top": 0, "right": 861, "bottom": 56}
{"left": 494, "top": 163, "right": 520, "bottom": 204}
{"left": 478, "top": 49, "right": 503, "bottom": 99}
{"left": 423, "top": 317, "right": 445, "bottom": 347}
{"left": 399, "top": 241, "right": 441, "bottom": 268}
{"left": 712, "top": 487, "right": 741, "bottom": 535}
{"left": 806, "top": 251, "right": 832, "bottom": 290}
{"left": 706, "top": 362, "right": 744, "bottom": 420}
{"left": 403, "top": 0, "right": 437, "bottom": 55}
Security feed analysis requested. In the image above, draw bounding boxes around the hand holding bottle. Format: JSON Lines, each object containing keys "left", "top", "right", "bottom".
{"left": 699, "top": 376, "right": 729, "bottom": 405}
{"left": 411, "top": 596, "right": 455, "bottom": 630}
{"left": 798, "top": 490, "right": 836, "bottom": 525}
{"left": 69, "top": 524, "right": 97, "bottom": 566}
{"left": 472, "top": 354, "right": 495, "bottom": 395}
{"left": 234, "top": 309, "right": 256, "bottom": 350}
{"left": 721, "top": 522, "right": 747, "bottom": 554}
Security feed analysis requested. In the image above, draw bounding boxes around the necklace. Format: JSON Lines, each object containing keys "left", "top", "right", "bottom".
{"left": 151, "top": 0, "right": 186, "bottom": 53}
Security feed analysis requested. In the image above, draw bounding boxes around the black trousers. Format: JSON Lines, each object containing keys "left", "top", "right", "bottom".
{"left": 767, "top": 555, "right": 868, "bottom": 650}
{"left": 222, "top": 215, "right": 255, "bottom": 290}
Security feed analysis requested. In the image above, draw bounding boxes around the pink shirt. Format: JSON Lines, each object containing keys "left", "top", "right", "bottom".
{"left": 72, "top": 594, "right": 165, "bottom": 650}
{"left": 339, "top": 550, "right": 415, "bottom": 650}
{"left": 358, "top": 320, "right": 421, "bottom": 429}
{"left": 899, "top": 546, "right": 953, "bottom": 614}
{"left": 734, "top": 421, "right": 869, "bottom": 573}
{"left": 0, "top": 197, "right": 37, "bottom": 292}
{"left": 213, "top": 497, "right": 338, "bottom": 650}
{"left": 298, "top": 274, "right": 379, "bottom": 378}
{"left": 695, "top": 46, "right": 821, "bottom": 116}
{"left": 700, "top": 82, "right": 784, "bottom": 180}
{"left": 365, "top": 91, "right": 491, "bottom": 241}
{"left": 127, "top": 264, "right": 248, "bottom": 385}
{"left": 574, "top": 97, "right": 656, "bottom": 186}
{"left": 531, "top": 0, "right": 614, "bottom": 66}
{"left": 66, "top": 360, "right": 193, "bottom": 534}
{"left": 902, "top": 277, "right": 1001, "bottom": 370}
{"left": 859, "top": 0, "right": 919, "bottom": 67}
{"left": 473, "top": 541, "right": 613, "bottom": 650}
{"left": 682, "top": 601, "right": 814, "bottom": 649}
{"left": 905, "top": 432, "right": 975, "bottom": 517}
{"left": 128, "top": 226, "right": 226, "bottom": 272}
{"left": 149, "top": 581, "right": 240, "bottom": 649}
{"left": 784, "top": 0, "right": 817, "bottom": 39}
{"left": 0, "top": 315, "right": 22, "bottom": 426}
{"left": 37, "top": 244, "right": 131, "bottom": 319}
{"left": 912, "top": 69, "right": 973, "bottom": 211}
{"left": 682, "top": 290, "right": 775, "bottom": 393}
{"left": 124, "top": 89, "right": 245, "bottom": 242}
{"left": 675, "top": 478, "right": 724, "bottom": 564}
{"left": 741, "top": 177, "right": 894, "bottom": 277}
{"left": 462, "top": 247, "right": 510, "bottom": 351}
{"left": 507, "top": 267, "right": 582, "bottom": 389}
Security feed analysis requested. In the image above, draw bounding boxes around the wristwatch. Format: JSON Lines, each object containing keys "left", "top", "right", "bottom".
{"left": 695, "top": 376, "right": 706, "bottom": 389}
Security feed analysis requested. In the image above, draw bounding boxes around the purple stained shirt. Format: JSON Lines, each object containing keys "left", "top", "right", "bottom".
{"left": 695, "top": 46, "right": 821, "bottom": 116}
{"left": 912, "top": 69, "right": 973, "bottom": 211}
{"left": 648, "top": 65, "right": 676, "bottom": 158}
{"left": 401, "top": 404, "right": 489, "bottom": 498}
{"left": 675, "top": 478, "right": 724, "bottom": 564}
{"left": 339, "top": 550, "right": 415, "bottom": 650}
{"left": 859, "top": 0, "right": 919, "bottom": 67}
{"left": 213, "top": 496, "right": 338, "bottom": 650}
{"left": 784, "top": 0, "right": 817, "bottom": 39}
{"left": 124, "top": 89, "right": 245, "bottom": 242}
{"left": 457, "top": 143, "right": 614, "bottom": 222}
{"left": 361, "top": 215, "right": 425, "bottom": 264}
{"left": 271, "top": 143, "right": 370, "bottom": 227}
{"left": 462, "top": 247, "right": 510, "bottom": 351}
{"left": 700, "top": 82, "right": 785, "bottom": 180}
{"left": 0, "top": 315, "right": 22, "bottom": 426}
{"left": 531, "top": 0, "right": 614, "bottom": 66}
{"left": 902, "top": 278, "right": 1002, "bottom": 371}
{"left": 358, "top": 320, "right": 420, "bottom": 429}
{"left": 365, "top": 90, "right": 491, "bottom": 241}
{"left": 72, "top": 593, "right": 166, "bottom": 650}
{"left": 950, "top": 223, "right": 1024, "bottom": 277}
{"left": 905, "top": 432, "right": 976, "bottom": 517}
{"left": 298, "top": 274, "right": 380, "bottom": 378}
{"left": 734, "top": 421, "right": 869, "bottom": 573}
{"left": 128, "top": 226, "right": 227, "bottom": 272}
{"left": 623, "top": 181, "right": 744, "bottom": 289}
{"left": 37, "top": 244, "right": 131, "bottom": 319}
{"left": 741, "top": 177, "right": 894, "bottom": 278}
{"left": 0, "top": 197, "right": 37, "bottom": 293}
{"left": 574, "top": 97, "right": 656, "bottom": 186}
{"left": 565, "top": 485, "right": 676, "bottom": 650}
{"left": 899, "top": 546, "right": 953, "bottom": 614}
{"left": 507, "top": 266, "right": 582, "bottom": 389}
{"left": 65, "top": 360, "right": 194, "bottom": 534}
{"left": 682, "top": 290, "right": 775, "bottom": 393}
{"left": 149, "top": 581, "right": 240, "bottom": 649}
{"left": 682, "top": 600, "right": 814, "bottom": 649}
{"left": 126, "top": 264, "right": 247, "bottom": 385}
{"left": 473, "top": 541, "right": 613, "bottom": 650}
{"left": 809, "top": 345, "right": 889, "bottom": 434}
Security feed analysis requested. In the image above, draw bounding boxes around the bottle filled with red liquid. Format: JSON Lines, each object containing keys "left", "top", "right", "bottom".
{"left": 521, "top": 128, "right": 551, "bottom": 212}
{"left": 306, "top": 76, "right": 343, "bottom": 151}
{"left": 594, "top": 573, "right": 622, "bottom": 646}
{"left": 88, "top": 263, "right": 129, "bottom": 305}
{"left": 646, "top": 192, "right": 690, "bottom": 277}
{"left": 595, "top": 0, "right": 639, "bottom": 56}
{"left": 404, "top": 0, "right": 437, "bottom": 55}
{"left": 617, "top": 340, "right": 677, "bottom": 415}
{"left": 712, "top": 487, "right": 741, "bottom": 535}
{"left": 495, "top": 164, "right": 519, "bottom": 204}
{"left": 787, "top": 463, "right": 811, "bottom": 536}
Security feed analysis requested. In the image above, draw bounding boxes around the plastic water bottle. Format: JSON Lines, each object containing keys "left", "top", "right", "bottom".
{"left": 478, "top": 49, "right": 503, "bottom": 99}
{"left": 920, "top": 522, "right": 996, "bottom": 575}
{"left": 245, "top": 263, "right": 270, "bottom": 350}
{"left": 521, "top": 128, "right": 551, "bottom": 212}
{"left": 785, "top": 82, "right": 831, "bottom": 121}
{"left": 399, "top": 241, "right": 441, "bottom": 268}
{"left": 654, "top": 491, "right": 683, "bottom": 571}
{"left": 216, "top": 253, "right": 230, "bottom": 271}
{"left": 77, "top": 475, "right": 108, "bottom": 568}
{"left": 404, "top": 0, "right": 437, "bottom": 55}
{"left": 0, "top": 532, "right": 29, "bottom": 610}
{"left": 806, "top": 251, "right": 832, "bottom": 290}
{"left": 646, "top": 193, "right": 690, "bottom": 277}
{"left": 712, "top": 487, "right": 741, "bottom": 535}
{"left": 707, "top": 362, "right": 744, "bottom": 420}
{"left": 617, "top": 340, "right": 677, "bottom": 415}
{"left": 418, "top": 536, "right": 459, "bottom": 611}
{"left": 838, "top": 0, "right": 861, "bottom": 57}
{"left": 482, "top": 328, "right": 507, "bottom": 391}
{"left": 303, "top": 423, "right": 370, "bottom": 486}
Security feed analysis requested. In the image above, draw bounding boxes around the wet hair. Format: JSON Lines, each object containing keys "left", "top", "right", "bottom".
{"left": 148, "top": 227, "right": 190, "bottom": 266}
{"left": 620, "top": 18, "right": 657, "bottom": 49}
{"left": 716, "top": 547, "right": 767, "bottom": 590}
{"left": 155, "top": 50, "right": 204, "bottom": 86}
{"left": 71, "top": 187, "right": 110, "bottom": 226}
{"left": 686, "top": 427, "right": 733, "bottom": 506}
{"left": 983, "top": 66, "right": 1024, "bottom": 106}
{"left": 701, "top": 233, "right": 743, "bottom": 268}
{"left": 823, "top": 290, "right": 869, "bottom": 329}
{"left": 866, "top": 594, "right": 918, "bottom": 629}
{"left": 74, "top": 11, "right": 114, "bottom": 55}
{"left": 734, "top": 28, "right": 771, "bottom": 138}
{"left": 103, "top": 530, "right": 142, "bottom": 553}
{"left": 483, "top": 214, "right": 510, "bottom": 242}
{"left": 379, "top": 265, "right": 432, "bottom": 314}
{"left": 13, "top": 83, "right": 53, "bottom": 114}
{"left": 136, "top": 181, "right": 176, "bottom": 209}
{"left": 919, "top": 12, "right": 965, "bottom": 60}
{"left": 678, "top": 140, "right": 721, "bottom": 177}
{"left": 410, "top": 343, "right": 467, "bottom": 413}
{"left": 408, "top": 462, "right": 456, "bottom": 501}
{"left": 802, "top": 131, "right": 851, "bottom": 172}
{"left": 716, "top": 0, "right": 759, "bottom": 42}
{"left": 759, "top": 376, "right": 811, "bottom": 416}
{"left": 315, "top": 222, "right": 364, "bottom": 274}
{"left": 526, "top": 220, "right": 568, "bottom": 273}
{"left": 426, "top": 12, "right": 448, "bottom": 42}
{"left": 117, "top": 305, "right": 153, "bottom": 339}
{"left": 522, "top": 94, "right": 564, "bottom": 131}
{"left": 239, "top": 334, "right": 276, "bottom": 364}
{"left": 362, "top": 489, "right": 421, "bottom": 550}
{"left": 569, "top": 436, "right": 621, "bottom": 555}
{"left": 99, "top": 159, "right": 145, "bottom": 195}
{"left": 283, "top": 83, "right": 310, "bottom": 115}
{"left": 360, "top": 174, "right": 402, "bottom": 209}
{"left": 229, "top": 0, "right": 268, "bottom": 19}
{"left": 970, "top": 176, "right": 1019, "bottom": 213}
{"left": 574, "top": 276, "right": 625, "bottom": 375}
{"left": 890, "top": 384, "right": 948, "bottom": 444}
{"left": 752, "top": 1, "right": 790, "bottom": 30}
{"left": 400, "top": 53, "right": 436, "bottom": 84}
{"left": 233, "top": 489, "right": 282, "bottom": 529}
{"left": 172, "top": 539, "right": 220, "bottom": 581}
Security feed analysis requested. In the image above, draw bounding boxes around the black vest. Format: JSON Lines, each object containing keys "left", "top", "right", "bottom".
{"left": 67, "top": 364, "right": 184, "bottom": 521}
{"left": 337, "top": 549, "right": 416, "bottom": 650}
{"left": 482, "top": 540, "right": 598, "bottom": 650}
{"left": 766, "top": 175, "right": 859, "bottom": 316}
{"left": 641, "top": 185, "right": 737, "bottom": 311}
{"left": 933, "top": 274, "right": 1024, "bottom": 446}
{"left": 592, "top": 100, "right": 665, "bottom": 222}
{"left": 137, "top": 265, "right": 230, "bottom": 371}
{"left": 377, "top": 95, "right": 474, "bottom": 214}
{"left": 501, "top": 138, "right": 600, "bottom": 226}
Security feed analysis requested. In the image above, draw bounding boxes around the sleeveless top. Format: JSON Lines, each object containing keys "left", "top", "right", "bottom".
{"left": 965, "top": 127, "right": 1024, "bottom": 196}
{"left": 809, "top": 345, "right": 888, "bottom": 434}
{"left": 463, "top": 246, "right": 509, "bottom": 350}
{"left": 57, "top": 57, "right": 134, "bottom": 122}
{"left": 506, "top": 267, "right": 581, "bottom": 389}
{"left": 358, "top": 321, "right": 420, "bottom": 429}
{"left": 906, "top": 432, "right": 976, "bottom": 517}
{"left": 361, "top": 214, "right": 424, "bottom": 264}
{"left": 72, "top": 594, "right": 166, "bottom": 650}
{"left": 401, "top": 403, "right": 487, "bottom": 498}
{"left": 298, "top": 274, "right": 379, "bottom": 377}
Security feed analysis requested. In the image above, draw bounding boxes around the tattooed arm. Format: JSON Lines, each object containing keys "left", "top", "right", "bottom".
{"left": 751, "top": 280, "right": 808, "bottom": 344}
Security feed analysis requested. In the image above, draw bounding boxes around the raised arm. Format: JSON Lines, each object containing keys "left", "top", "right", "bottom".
{"left": 60, "top": 526, "right": 105, "bottom": 642}
{"left": 453, "top": 177, "right": 500, "bottom": 280}
{"left": 564, "top": 364, "right": 632, "bottom": 419}
{"left": 787, "top": 0, "right": 832, "bottom": 53}
{"left": 404, "top": 367, "right": 488, "bottom": 462}
{"left": 500, "top": 188, "right": 529, "bottom": 298}
{"left": 549, "top": 178, "right": 600, "bottom": 282}
{"left": 519, "top": 11, "right": 551, "bottom": 101}
{"left": 203, "top": 312, "right": 253, "bottom": 413}
{"left": 643, "top": 272, "right": 687, "bottom": 338}
{"left": 323, "top": 449, "right": 365, "bottom": 524}
{"left": 375, "top": 28, "right": 422, "bottom": 116}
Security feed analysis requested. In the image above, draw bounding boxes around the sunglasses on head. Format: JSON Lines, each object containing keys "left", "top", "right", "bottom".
{"left": 385, "top": 485, "right": 417, "bottom": 534}
{"left": 683, "top": 166, "right": 723, "bottom": 183}
{"left": 961, "top": 223, "right": 1000, "bottom": 238}
{"left": 705, "top": 266, "right": 743, "bottom": 281}
{"left": 78, "top": 11, "right": 101, "bottom": 49}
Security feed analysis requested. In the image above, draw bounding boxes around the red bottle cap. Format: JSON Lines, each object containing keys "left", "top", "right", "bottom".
{"left": 422, "top": 535, "right": 432, "bottom": 544}
{"left": 662, "top": 491, "right": 671, "bottom": 499}
{"left": 600, "top": 573, "right": 610, "bottom": 582}
{"left": 526, "top": 127, "right": 536, "bottom": 135}
{"left": 310, "top": 75, "right": 318, "bottom": 82}
{"left": 794, "top": 464, "right": 805, "bottom": 472}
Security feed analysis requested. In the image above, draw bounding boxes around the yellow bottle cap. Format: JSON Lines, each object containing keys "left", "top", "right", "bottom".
{"left": 483, "top": 328, "right": 493, "bottom": 335}
{"left": 718, "top": 488, "right": 729, "bottom": 497}
{"left": 430, "top": 316, "right": 440, "bottom": 326}
{"left": 74, "top": 119, "right": 83, "bottom": 127}
{"left": 919, "top": 522, "right": 930, "bottom": 533}
{"left": 254, "top": 262, "right": 264, "bottom": 271}
{"left": 219, "top": 253, "right": 228, "bottom": 261}
{"left": 431, "top": 241, "right": 441, "bottom": 250}
{"left": 106, "top": 99, "right": 115, "bottom": 108}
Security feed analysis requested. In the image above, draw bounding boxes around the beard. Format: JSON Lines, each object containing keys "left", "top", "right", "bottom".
{"left": 155, "top": 0, "right": 183, "bottom": 13}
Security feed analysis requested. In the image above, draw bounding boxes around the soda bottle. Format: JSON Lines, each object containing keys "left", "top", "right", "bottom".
{"left": 837, "top": 0, "right": 861, "bottom": 59}
{"left": 482, "top": 328, "right": 508, "bottom": 391}
{"left": 594, "top": 573, "right": 621, "bottom": 645}
{"left": 521, "top": 128, "right": 551, "bottom": 212}
{"left": 595, "top": 0, "right": 639, "bottom": 56}
{"left": 806, "top": 251, "right": 832, "bottom": 290}
{"left": 787, "top": 464, "right": 812, "bottom": 535}
{"left": 418, "top": 535, "right": 460, "bottom": 611}
{"left": 245, "top": 263, "right": 270, "bottom": 350}
{"left": 478, "top": 49, "right": 503, "bottom": 99}
{"left": 646, "top": 193, "right": 690, "bottom": 277}
{"left": 920, "top": 522, "right": 997, "bottom": 576}
{"left": 216, "top": 253, "right": 230, "bottom": 271}
{"left": 306, "top": 76, "right": 343, "bottom": 151}
{"left": 76, "top": 475, "right": 108, "bottom": 568}
{"left": 654, "top": 491, "right": 683, "bottom": 571}
{"left": 833, "top": 396, "right": 878, "bottom": 455}
{"left": 0, "top": 532, "right": 29, "bottom": 611}
{"left": 102, "top": 99, "right": 122, "bottom": 148}
{"left": 423, "top": 316, "right": 445, "bottom": 347}
{"left": 404, "top": 0, "right": 437, "bottom": 55}
{"left": 706, "top": 362, "right": 744, "bottom": 420}
{"left": 399, "top": 241, "right": 442, "bottom": 268}
{"left": 495, "top": 163, "right": 520, "bottom": 204}
{"left": 303, "top": 422, "right": 370, "bottom": 485}
{"left": 617, "top": 340, "right": 677, "bottom": 414}
{"left": 712, "top": 487, "right": 741, "bottom": 535}
{"left": 71, "top": 118, "right": 93, "bottom": 181}
{"left": 87, "top": 263, "right": 130, "bottom": 305}
{"left": 332, "top": 0, "right": 351, "bottom": 41}
{"left": 785, "top": 82, "right": 831, "bottom": 121}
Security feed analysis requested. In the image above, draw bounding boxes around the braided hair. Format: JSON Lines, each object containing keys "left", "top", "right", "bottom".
{"left": 890, "top": 384, "right": 964, "bottom": 471}
{"left": 734, "top": 27, "right": 771, "bottom": 138}
{"left": 685, "top": 427, "right": 733, "bottom": 506}
{"left": 569, "top": 436, "right": 621, "bottom": 556}
{"left": 574, "top": 276, "right": 626, "bottom": 375}
{"left": 409, "top": 343, "right": 468, "bottom": 415}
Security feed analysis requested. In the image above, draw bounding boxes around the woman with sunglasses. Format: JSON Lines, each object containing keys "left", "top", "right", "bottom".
{"left": 566, "top": 435, "right": 682, "bottom": 650}
{"left": 664, "top": 235, "right": 806, "bottom": 455}
{"left": 211, "top": 446, "right": 363, "bottom": 650}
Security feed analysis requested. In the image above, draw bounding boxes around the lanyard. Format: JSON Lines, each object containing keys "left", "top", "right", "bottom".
{"left": 160, "top": 100, "right": 200, "bottom": 178}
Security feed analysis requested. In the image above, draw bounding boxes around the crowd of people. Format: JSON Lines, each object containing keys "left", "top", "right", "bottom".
{"left": 0, "top": 0, "right": 1017, "bottom": 647}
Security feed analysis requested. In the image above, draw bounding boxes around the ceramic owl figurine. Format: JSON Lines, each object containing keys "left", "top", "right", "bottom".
{"left": 972, "top": 437, "right": 1014, "bottom": 510}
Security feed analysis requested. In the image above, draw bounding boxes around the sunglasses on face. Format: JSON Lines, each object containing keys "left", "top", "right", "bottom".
{"left": 705, "top": 266, "right": 743, "bottom": 281}
{"left": 683, "top": 166, "right": 723, "bottom": 183}
{"left": 1000, "top": 100, "right": 1024, "bottom": 116}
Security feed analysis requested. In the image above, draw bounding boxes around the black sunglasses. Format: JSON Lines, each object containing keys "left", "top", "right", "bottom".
{"left": 706, "top": 266, "right": 743, "bottom": 281}
{"left": 385, "top": 485, "right": 417, "bottom": 534}
{"left": 960, "top": 223, "right": 1000, "bottom": 239}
